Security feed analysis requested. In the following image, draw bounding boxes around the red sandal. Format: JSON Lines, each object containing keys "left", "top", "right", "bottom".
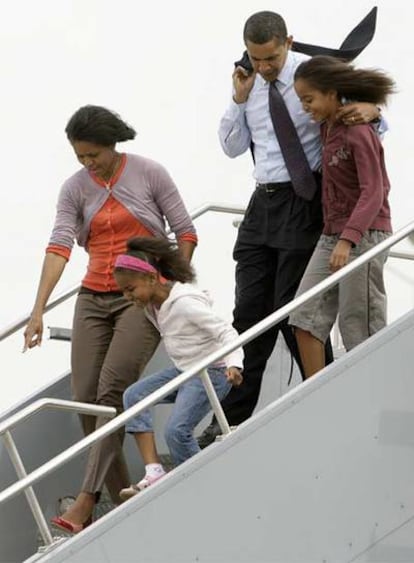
{"left": 51, "top": 515, "right": 92, "bottom": 535}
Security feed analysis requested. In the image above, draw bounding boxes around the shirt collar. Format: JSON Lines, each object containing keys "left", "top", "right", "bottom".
{"left": 277, "top": 50, "right": 294, "bottom": 86}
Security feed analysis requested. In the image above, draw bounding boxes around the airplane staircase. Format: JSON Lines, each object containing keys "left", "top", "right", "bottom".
{"left": 0, "top": 208, "right": 413, "bottom": 563}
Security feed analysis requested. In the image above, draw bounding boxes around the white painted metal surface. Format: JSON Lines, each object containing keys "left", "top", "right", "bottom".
{"left": 0, "top": 209, "right": 413, "bottom": 562}
{"left": 34, "top": 308, "right": 414, "bottom": 563}
{"left": 0, "top": 399, "right": 116, "bottom": 548}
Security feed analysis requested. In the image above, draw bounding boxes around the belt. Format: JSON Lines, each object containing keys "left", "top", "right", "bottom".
{"left": 256, "top": 181, "right": 292, "bottom": 193}
{"left": 79, "top": 287, "right": 124, "bottom": 297}
{"left": 256, "top": 171, "right": 321, "bottom": 193}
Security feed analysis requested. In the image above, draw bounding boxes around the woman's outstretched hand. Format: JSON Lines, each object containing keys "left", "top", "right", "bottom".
{"left": 23, "top": 315, "right": 44, "bottom": 352}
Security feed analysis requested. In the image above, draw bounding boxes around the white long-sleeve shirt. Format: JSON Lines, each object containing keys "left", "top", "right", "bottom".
{"left": 218, "top": 50, "right": 322, "bottom": 184}
{"left": 145, "top": 283, "right": 244, "bottom": 371}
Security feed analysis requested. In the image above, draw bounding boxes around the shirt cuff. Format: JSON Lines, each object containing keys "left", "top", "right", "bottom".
{"left": 46, "top": 245, "right": 71, "bottom": 260}
{"left": 178, "top": 233, "right": 198, "bottom": 245}
{"left": 340, "top": 228, "right": 362, "bottom": 246}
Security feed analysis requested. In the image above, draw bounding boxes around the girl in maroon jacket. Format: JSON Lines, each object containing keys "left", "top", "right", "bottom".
{"left": 290, "top": 55, "right": 395, "bottom": 378}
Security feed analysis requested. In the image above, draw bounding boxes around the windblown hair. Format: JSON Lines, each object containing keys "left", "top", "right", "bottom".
{"left": 294, "top": 56, "right": 396, "bottom": 105}
{"left": 243, "top": 11, "right": 287, "bottom": 45}
{"left": 116, "top": 237, "right": 195, "bottom": 283}
{"left": 65, "top": 105, "right": 136, "bottom": 146}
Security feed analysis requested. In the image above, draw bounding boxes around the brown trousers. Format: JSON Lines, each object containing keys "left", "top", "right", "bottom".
{"left": 71, "top": 293, "right": 160, "bottom": 503}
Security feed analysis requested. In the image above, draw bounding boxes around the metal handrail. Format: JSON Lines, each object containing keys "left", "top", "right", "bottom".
{"left": 0, "top": 202, "right": 246, "bottom": 343}
{"left": 388, "top": 250, "right": 414, "bottom": 261}
{"left": 0, "top": 399, "right": 116, "bottom": 436}
{"left": 1, "top": 219, "right": 413, "bottom": 508}
{"left": 1, "top": 400, "right": 116, "bottom": 546}
{"left": 0, "top": 284, "right": 79, "bottom": 342}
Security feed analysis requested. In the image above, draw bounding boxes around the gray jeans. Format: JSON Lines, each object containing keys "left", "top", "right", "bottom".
{"left": 71, "top": 292, "right": 160, "bottom": 502}
{"left": 289, "top": 231, "right": 389, "bottom": 350}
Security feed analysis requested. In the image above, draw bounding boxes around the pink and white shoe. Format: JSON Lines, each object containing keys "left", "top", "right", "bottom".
{"left": 119, "top": 472, "right": 166, "bottom": 501}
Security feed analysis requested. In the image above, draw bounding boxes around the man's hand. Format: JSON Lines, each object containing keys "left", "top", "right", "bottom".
{"left": 329, "top": 239, "right": 352, "bottom": 273}
{"left": 226, "top": 366, "right": 243, "bottom": 387}
{"left": 336, "top": 102, "right": 380, "bottom": 126}
{"left": 232, "top": 66, "right": 256, "bottom": 104}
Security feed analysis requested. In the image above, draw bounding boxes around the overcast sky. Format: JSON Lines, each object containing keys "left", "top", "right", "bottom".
{"left": 1, "top": 0, "right": 413, "bottom": 411}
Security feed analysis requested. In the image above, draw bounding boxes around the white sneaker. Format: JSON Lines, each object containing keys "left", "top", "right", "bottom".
{"left": 119, "top": 472, "right": 166, "bottom": 501}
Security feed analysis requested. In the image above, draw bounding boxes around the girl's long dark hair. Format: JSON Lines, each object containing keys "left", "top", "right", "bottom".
{"left": 294, "top": 55, "right": 396, "bottom": 105}
{"left": 117, "top": 237, "right": 195, "bottom": 283}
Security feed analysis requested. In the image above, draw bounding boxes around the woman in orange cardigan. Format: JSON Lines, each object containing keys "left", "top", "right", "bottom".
{"left": 23, "top": 105, "right": 197, "bottom": 533}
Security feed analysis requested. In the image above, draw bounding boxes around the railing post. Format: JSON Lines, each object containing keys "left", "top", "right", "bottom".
{"left": 200, "top": 369, "right": 232, "bottom": 437}
{"left": 3, "top": 431, "right": 53, "bottom": 546}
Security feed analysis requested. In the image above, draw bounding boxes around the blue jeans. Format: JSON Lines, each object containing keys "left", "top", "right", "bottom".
{"left": 123, "top": 366, "right": 231, "bottom": 466}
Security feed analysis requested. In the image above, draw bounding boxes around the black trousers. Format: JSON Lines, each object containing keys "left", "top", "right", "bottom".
{"left": 218, "top": 179, "right": 333, "bottom": 426}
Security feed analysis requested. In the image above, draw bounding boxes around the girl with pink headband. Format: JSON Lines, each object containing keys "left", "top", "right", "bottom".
{"left": 113, "top": 237, "right": 243, "bottom": 497}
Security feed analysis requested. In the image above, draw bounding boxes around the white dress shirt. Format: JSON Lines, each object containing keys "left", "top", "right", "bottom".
{"left": 218, "top": 50, "right": 322, "bottom": 184}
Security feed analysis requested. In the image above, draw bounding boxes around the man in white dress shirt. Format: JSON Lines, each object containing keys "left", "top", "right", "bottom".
{"left": 198, "top": 11, "right": 382, "bottom": 447}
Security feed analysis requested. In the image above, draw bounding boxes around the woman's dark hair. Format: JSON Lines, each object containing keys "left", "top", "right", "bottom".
{"left": 243, "top": 11, "right": 287, "bottom": 45}
{"left": 115, "top": 237, "right": 195, "bottom": 283}
{"left": 294, "top": 56, "right": 396, "bottom": 105}
{"left": 65, "top": 105, "right": 136, "bottom": 146}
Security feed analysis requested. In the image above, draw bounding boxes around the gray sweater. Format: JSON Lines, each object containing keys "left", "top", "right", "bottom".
{"left": 48, "top": 153, "right": 196, "bottom": 250}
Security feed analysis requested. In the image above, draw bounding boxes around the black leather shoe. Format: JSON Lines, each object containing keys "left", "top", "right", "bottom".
{"left": 197, "top": 420, "right": 222, "bottom": 449}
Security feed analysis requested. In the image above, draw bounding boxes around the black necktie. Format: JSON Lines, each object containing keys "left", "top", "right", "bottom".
{"left": 268, "top": 81, "right": 317, "bottom": 201}
{"left": 292, "top": 7, "right": 377, "bottom": 61}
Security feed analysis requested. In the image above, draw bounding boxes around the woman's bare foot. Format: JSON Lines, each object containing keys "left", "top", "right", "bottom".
{"left": 59, "top": 492, "right": 95, "bottom": 525}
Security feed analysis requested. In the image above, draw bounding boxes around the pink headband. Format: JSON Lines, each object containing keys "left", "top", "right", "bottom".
{"left": 114, "top": 254, "right": 157, "bottom": 274}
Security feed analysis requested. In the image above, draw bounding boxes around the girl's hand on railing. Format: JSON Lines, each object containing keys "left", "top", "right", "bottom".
{"left": 226, "top": 366, "right": 243, "bottom": 387}
{"left": 23, "top": 315, "right": 44, "bottom": 352}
